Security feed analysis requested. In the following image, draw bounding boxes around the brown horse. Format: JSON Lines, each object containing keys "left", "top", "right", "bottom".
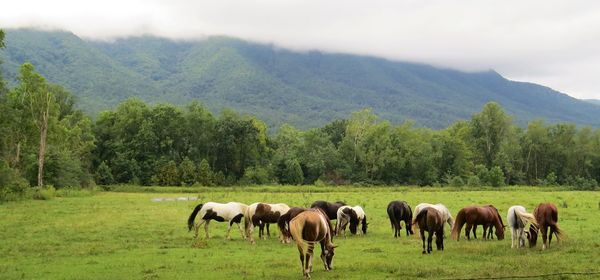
{"left": 277, "top": 207, "right": 307, "bottom": 241}
{"left": 451, "top": 205, "right": 505, "bottom": 241}
{"left": 289, "top": 208, "right": 336, "bottom": 279}
{"left": 527, "top": 203, "right": 563, "bottom": 250}
{"left": 412, "top": 207, "right": 445, "bottom": 254}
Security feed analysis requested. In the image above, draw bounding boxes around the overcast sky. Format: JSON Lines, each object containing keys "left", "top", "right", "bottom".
{"left": 2, "top": 0, "right": 600, "bottom": 99}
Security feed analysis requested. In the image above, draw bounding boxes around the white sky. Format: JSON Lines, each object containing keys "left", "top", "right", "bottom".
{"left": 2, "top": 0, "right": 600, "bottom": 99}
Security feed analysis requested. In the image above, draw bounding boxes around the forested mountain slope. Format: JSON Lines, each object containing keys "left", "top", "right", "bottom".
{"left": 3, "top": 29, "right": 600, "bottom": 128}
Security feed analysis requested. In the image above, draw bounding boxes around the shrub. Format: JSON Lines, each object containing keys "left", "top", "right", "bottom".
{"left": 448, "top": 175, "right": 464, "bottom": 187}
{"left": 95, "top": 161, "right": 114, "bottom": 185}
{"left": 467, "top": 175, "right": 481, "bottom": 187}
{"left": 543, "top": 172, "right": 558, "bottom": 186}
{"left": 240, "top": 166, "right": 273, "bottom": 185}
{"left": 32, "top": 186, "right": 56, "bottom": 200}
{"left": 0, "top": 161, "right": 30, "bottom": 201}
{"left": 488, "top": 166, "right": 505, "bottom": 187}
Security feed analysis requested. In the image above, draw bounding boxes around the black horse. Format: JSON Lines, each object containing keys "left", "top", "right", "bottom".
{"left": 310, "top": 200, "right": 346, "bottom": 220}
{"left": 387, "top": 200, "right": 414, "bottom": 237}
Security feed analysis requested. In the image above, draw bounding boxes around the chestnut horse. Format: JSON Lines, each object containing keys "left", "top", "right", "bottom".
{"left": 289, "top": 208, "right": 336, "bottom": 279}
{"left": 451, "top": 205, "right": 505, "bottom": 241}
{"left": 527, "top": 203, "right": 563, "bottom": 250}
{"left": 387, "top": 200, "right": 414, "bottom": 237}
{"left": 245, "top": 202, "right": 290, "bottom": 243}
{"left": 413, "top": 207, "right": 445, "bottom": 254}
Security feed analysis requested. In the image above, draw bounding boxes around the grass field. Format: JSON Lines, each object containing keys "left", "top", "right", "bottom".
{"left": 1, "top": 187, "right": 599, "bottom": 279}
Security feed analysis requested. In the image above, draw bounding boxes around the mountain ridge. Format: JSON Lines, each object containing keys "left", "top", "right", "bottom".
{"left": 2, "top": 28, "right": 600, "bottom": 129}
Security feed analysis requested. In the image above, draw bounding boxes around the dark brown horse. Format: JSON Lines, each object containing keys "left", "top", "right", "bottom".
{"left": 451, "top": 205, "right": 505, "bottom": 241}
{"left": 527, "top": 203, "right": 562, "bottom": 250}
{"left": 412, "top": 207, "right": 445, "bottom": 254}
{"left": 387, "top": 200, "right": 414, "bottom": 237}
{"left": 310, "top": 200, "right": 346, "bottom": 220}
{"left": 278, "top": 207, "right": 307, "bottom": 241}
{"left": 289, "top": 208, "right": 336, "bottom": 279}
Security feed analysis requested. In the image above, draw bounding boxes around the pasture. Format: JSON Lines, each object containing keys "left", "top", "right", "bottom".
{"left": 1, "top": 187, "right": 599, "bottom": 279}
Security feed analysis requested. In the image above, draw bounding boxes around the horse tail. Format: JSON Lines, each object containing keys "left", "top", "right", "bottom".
{"left": 188, "top": 203, "right": 204, "bottom": 231}
{"left": 362, "top": 215, "right": 368, "bottom": 234}
{"left": 244, "top": 205, "right": 253, "bottom": 233}
{"left": 515, "top": 211, "right": 537, "bottom": 228}
{"left": 549, "top": 220, "right": 564, "bottom": 241}
{"left": 277, "top": 212, "right": 291, "bottom": 239}
{"left": 412, "top": 207, "right": 428, "bottom": 231}
{"left": 451, "top": 209, "right": 465, "bottom": 241}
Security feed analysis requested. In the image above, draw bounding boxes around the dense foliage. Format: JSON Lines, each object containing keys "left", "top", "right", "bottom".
{"left": 3, "top": 29, "right": 600, "bottom": 129}
{"left": 1, "top": 29, "right": 600, "bottom": 200}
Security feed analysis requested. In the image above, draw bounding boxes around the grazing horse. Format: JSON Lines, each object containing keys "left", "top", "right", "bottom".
{"left": 451, "top": 205, "right": 505, "bottom": 241}
{"left": 507, "top": 205, "right": 538, "bottom": 248}
{"left": 289, "top": 209, "right": 336, "bottom": 279}
{"left": 245, "top": 202, "right": 290, "bottom": 243}
{"left": 387, "top": 200, "right": 414, "bottom": 237}
{"left": 414, "top": 203, "right": 454, "bottom": 229}
{"left": 349, "top": 205, "right": 368, "bottom": 235}
{"left": 310, "top": 200, "right": 346, "bottom": 220}
{"left": 187, "top": 202, "right": 248, "bottom": 239}
{"left": 527, "top": 203, "right": 562, "bottom": 250}
{"left": 413, "top": 207, "right": 445, "bottom": 254}
{"left": 278, "top": 207, "right": 307, "bottom": 241}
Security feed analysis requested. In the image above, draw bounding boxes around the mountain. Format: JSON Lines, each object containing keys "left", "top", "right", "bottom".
{"left": 584, "top": 99, "right": 600, "bottom": 106}
{"left": 2, "top": 28, "right": 600, "bottom": 129}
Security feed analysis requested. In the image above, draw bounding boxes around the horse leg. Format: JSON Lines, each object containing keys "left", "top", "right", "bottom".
{"left": 306, "top": 243, "right": 315, "bottom": 275}
{"left": 319, "top": 241, "right": 330, "bottom": 271}
{"left": 267, "top": 223, "right": 271, "bottom": 238}
{"left": 541, "top": 226, "right": 548, "bottom": 250}
{"left": 511, "top": 228, "right": 516, "bottom": 248}
{"left": 226, "top": 221, "right": 233, "bottom": 240}
{"left": 427, "top": 230, "right": 433, "bottom": 254}
{"left": 194, "top": 219, "right": 206, "bottom": 238}
{"left": 297, "top": 243, "right": 306, "bottom": 277}
{"left": 465, "top": 223, "right": 472, "bottom": 240}
{"left": 421, "top": 228, "right": 426, "bottom": 254}
{"left": 473, "top": 225, "right": 478, "bottom": 239}
{"left": 482, "top": 225, "right": 488, "bottom": 240}
{"left": 237, "top": 222, "right": 246, "bottom": 240}
{"left": 548, "top": 227, "right": 553, "bottom": 248}
{"left": 204, "top": 220, "right": 211, "bottom": 239}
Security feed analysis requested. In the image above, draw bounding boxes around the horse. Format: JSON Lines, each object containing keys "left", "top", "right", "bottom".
{"left": 310, "top": 200, "right": 346, "bottom": 220}
{"left": 387, "top": 200, "right": 414, "bottom": 237}
{"left": 527, "top": 203, "right": 562, "bottom": 250}
{"left": 451, "top": 205, "right": 505, "bottom": 241}
{"left": 414, "top": 203, "right": 454, "bottom": 229}
{"left": 507, "top": 205, "right": 538, "bottom": 248}
{"left": 412, "top": 207, "right": 445, "bottom": 254}
{"left": 350, "top": 205, "right": 368, "bottom": 235}
{"left": 245, "top": 202, "right": 291, "bottom": 243}
{"left": 336, "top": 205, "right": 368, "bottom": 237}
{"left": 278, "top": 207, "right": 307, "bottom": 241}
{"left": 187, "top": 202, "right": 248, "bottom": 240}
{"left": 289, "top": 208, "right": 336, "bottom": 279}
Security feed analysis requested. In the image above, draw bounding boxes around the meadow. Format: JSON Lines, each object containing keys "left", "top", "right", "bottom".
{"left": 1, "top": 186, "right": 599, "bottom": 279}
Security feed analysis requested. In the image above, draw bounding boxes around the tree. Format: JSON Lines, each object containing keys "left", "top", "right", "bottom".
{"left": 470, "top": 102, "right": 511, "bottom": 168}
{"left": 0, "top": 29, "right": 7, "bottom": 95}
{"left": 95, "top": 161, "right": 114, "bottom": 185}
{"left": 13, "top": 63, "right": 57, "bottom": 187}
{"left": 179, "top": 157, "right": 197, "bottom": 186}
{"left": 197, "top": 159, "right": 213, "bottom": 186}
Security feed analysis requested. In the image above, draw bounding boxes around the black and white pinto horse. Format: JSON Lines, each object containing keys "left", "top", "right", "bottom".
{"left": 336, "top": 205, "right": 367, "bottom": 237}
{"left": 506, "top": 205, "right": 537, "bottom": 248}
{"left": 387, "top": 200, "right": 414, "bottom": 237}
{"left": 187, "top": 202, "right": 248, "bottom": 239}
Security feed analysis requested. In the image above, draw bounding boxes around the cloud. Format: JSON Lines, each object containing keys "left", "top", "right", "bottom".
{"left": 2, "top": 0, "right": 600, "bottom": 99}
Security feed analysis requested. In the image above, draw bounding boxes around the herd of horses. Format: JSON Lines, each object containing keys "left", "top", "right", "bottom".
{"left": 187, "top": 200, "right": 563, "bottom": 278}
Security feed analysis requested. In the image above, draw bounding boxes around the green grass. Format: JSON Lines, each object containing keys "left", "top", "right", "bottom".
{"left": 1, "top": 187, "right": 599, "bottom": 279}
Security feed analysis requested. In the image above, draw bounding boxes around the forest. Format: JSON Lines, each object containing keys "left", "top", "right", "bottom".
{"left": 1, "top": 29, "right": 599, "bottom": 201}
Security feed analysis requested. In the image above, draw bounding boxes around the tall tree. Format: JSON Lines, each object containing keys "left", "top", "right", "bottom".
{"left": 13, "top": 63, "right": 57, "bottom": 187}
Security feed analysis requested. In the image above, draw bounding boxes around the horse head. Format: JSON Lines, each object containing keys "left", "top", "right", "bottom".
{"left": 526, "top": 224, "right": 539, "bottom": 247}
{"left": 347, "top": 210, "right": 359, "bottom": 234}
{"left": 321, "top": 243, "right": 336, "bottom": 270}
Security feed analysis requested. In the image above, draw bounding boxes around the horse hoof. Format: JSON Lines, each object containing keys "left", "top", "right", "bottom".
{"left": 422, "top": 251, "right": 426, "bottom": 254}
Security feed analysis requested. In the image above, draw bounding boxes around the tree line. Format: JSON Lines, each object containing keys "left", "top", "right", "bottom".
{"left": 1, "top": 30, "right": 599, "bottom": 199}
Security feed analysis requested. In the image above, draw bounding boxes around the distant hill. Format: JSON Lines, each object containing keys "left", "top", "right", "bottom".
{"left": 3, "top": 28, "right": 600, "bottom": 129}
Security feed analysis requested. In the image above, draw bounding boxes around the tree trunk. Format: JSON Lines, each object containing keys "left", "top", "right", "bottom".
{"left": 37, "top": 109, "right": 49, "bottom": 187}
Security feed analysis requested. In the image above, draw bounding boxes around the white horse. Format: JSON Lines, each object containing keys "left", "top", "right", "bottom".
{"left": 187, "top": 202, "right": 248, "bottom": 239}
{"left": 415, "top": 203, "right": 454, "bottom": 229}
{"left": 336, "top": 205, "right": 368, "bottom": 237}
{"left": 507, "top": 205, "right": 537, "bottom": 248}
{"left": 245, "top": 202, "right": 291, "bottom": 243}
